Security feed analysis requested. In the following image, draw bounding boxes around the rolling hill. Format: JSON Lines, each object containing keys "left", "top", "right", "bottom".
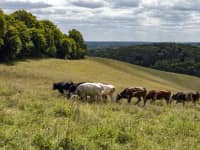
{"left": 0, "top": 57, "right": 200, "bottom": 149}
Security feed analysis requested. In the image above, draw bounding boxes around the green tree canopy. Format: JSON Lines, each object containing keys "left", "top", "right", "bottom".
{"left": 11, "top": 10, "right": 39, "bottom": 28}
{"left": 0, "top": 10, "right": 87, "bottom": 62}
{"left": 69, "top": 29, "right": 87, "bottom": 58}
{"left": 3, "top": 26, "right": 22, "bottom": 61}
{"left": 30, "top": 28, "right": 46, "bottom": 57}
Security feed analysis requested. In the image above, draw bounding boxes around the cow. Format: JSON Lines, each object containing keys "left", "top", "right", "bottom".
{"left": 96, "top": 83, "right": 115, "bottom": 102}
{"left": 116, "top": 87, "right": 147, "bottom": 105}
{"left": 53, "top": 81, "right": 73, "bottom": 94}
{"left": 146, "top": 90, "right": 171, "bottom": 105}
{"left": 67, "top": 82, "right": 85, "bottom": 99}
{"left": 191, "top": 92, "right": 200, "bottom": 104}
{"left": 172, "top": 92, "right": 198, "bottom": 105}
{"left": 75, "top": 83, "right": 104, "bottom": 102}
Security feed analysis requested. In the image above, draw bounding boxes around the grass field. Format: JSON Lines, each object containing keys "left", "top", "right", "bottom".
{"left": 0, "top": 57, "right": 200, "bottom": 150}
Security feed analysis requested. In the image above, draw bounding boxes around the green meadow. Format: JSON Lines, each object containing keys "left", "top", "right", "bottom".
{"left": 0, "top": 57, "right": 200, "bottom": 150}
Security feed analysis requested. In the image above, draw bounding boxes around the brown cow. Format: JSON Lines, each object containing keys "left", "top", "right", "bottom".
{"left": 146, "top": 90, "right": 171, "bottom": 105}
{"left": 116, "top": 87, "right": 147, "bottom": 105}
{"left": 172, "top": 91, "right": 199, "bottom": 105}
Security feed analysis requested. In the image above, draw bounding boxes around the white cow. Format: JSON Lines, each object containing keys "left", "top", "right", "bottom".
{"left": 96, "top": 83, "right": 115, "bottom": 102}
{"left": 76, "top": 82, "right": 104, "bottom": 102}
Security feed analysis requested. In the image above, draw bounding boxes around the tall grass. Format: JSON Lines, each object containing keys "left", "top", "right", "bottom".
{"left": 0, "top": 58, "right": 200, "bottom": 149}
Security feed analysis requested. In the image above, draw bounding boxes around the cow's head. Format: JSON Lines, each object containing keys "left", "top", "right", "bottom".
{"left": 116, "top": 94, "right": 122, "bottom": 102}
{"left": 53, "top": 83, "right": 59, "bottom": 90}
{"left": 171, "top": 94, "right": 176, "bottom": 100}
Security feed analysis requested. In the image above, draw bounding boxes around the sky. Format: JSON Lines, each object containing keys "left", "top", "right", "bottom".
{"left": 1, "top": 0, "right": 200, "bottom": 42}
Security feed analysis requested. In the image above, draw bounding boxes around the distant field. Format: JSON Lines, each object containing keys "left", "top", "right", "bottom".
{"left": 0, "top": 57, "right": 200, "bottom": 149}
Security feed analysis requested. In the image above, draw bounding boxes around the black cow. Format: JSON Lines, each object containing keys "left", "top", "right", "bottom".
{"left": 191, "top": 92, "right": 200, "bottom": 104}
{"left": 67, "top": 82, "right": 85, "bottom": 98}
{"left": 53, "top": 81, "right": 73, "bottom": 94}
{"left": 171, "top": 92, "right": 192, "bottom": 105}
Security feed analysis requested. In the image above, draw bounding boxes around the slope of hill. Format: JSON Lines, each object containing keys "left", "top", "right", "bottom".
{"left": 0, "top": 57, "right": 200, "bottom": 149}
{"left": 88, "top": 43, "right": 200, "bottom": 77}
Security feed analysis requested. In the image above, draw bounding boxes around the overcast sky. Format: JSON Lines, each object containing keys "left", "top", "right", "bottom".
{"left": 1, "top": 0, "right": 200, "bottom": 42}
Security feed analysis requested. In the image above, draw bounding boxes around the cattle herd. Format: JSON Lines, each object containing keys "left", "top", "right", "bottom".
{"left": 53, "top": 81, "right": 200, "bottom": 106}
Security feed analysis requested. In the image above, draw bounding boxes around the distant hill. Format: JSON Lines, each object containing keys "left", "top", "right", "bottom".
{"left": 88, "top": 43, "right": 200, "bottom": 77}
{"left": 86, "top": 41, "right": 154, "bottom": 49}
{"left": 86, "top": 41, "right": 200, "bottom": 49}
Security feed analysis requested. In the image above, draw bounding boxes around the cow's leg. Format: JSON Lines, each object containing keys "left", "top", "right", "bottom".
{"left": 102, "top": 95, "right": 107, "bottom": 103}
{"left": 80, "top": 96, "right": 84, "bottom": 101}
{"left": 67, "top": 92, "right": 71, "bottom": 99}
{"left": 109, "top": 94, "right": 112, "bottom": 102}
{"left": 143, "top": 98, "right": 148, "bottom": 107}
{"left": 101, "top": 95, "right": 105, "bottom": 100}
{"left": 95, "top": 95, "right": 102, "bottom": 103}
{"left": 128, "top": 96, "right": 132, "bottom": 103}
{"left": 103, "top": 95, "right": 108, "bottom": 103}
{"left": 88, "top": 96, "right": 93, "bottom": 103}
{"left": 135, "top": 97, "right": 141, "bottom": 105}
{"left": 182, "top": 100, "right": 185, "bottom": 106}
{"left": 165, "top": 98, "right": 170, "bottom": 105}
{"left": 151, "top": 98, "right": 155, "bottom": 104}
{"left": 59, "top": 89, "right": 64, "bottom": 94}
{"left": 111, "top": 93, "right": 115, "bottom": 102}
{"left": 169, "top": 97, "right": 173, "bottom": 104}
{"left": 99, "top": 95, "right": 103, "bottom": 103}
{"left": 192, "top": 99, "right": 196, "bottom": 106}
{"left": 84, "top": 94, "right": 88, "bottom": 102}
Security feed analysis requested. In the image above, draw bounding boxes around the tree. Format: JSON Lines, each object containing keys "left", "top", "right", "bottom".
{"left": 68, "top": 38, "right": 77, "bottom": 59}
{"left": 11, "top": 10, "right": 38, "bottom": 28}
{"left": 57, "top": 38, "right": 73, "bottom": 59}
{"left": 30, "top": 28, "right": 46, "bottom": 57}
{"left": 2, "top": 26, "right": 22, "bottom": 61}
{"left": 0, "top": 11, "right": 6, "bottom": 58}
{"left": 0, "top": 10, "right": 87, "bottom": 62}
{"left": 39, "top": 20, "right": 58, "bottom": 57}
{"left": 69, "top": 29, "right": 87, "bottom": 58}
{"left": 0, "top": 11, "right": 6, "bottom": 37}
{"left": 18, "top": 28, "right": 34, "bottom": 58}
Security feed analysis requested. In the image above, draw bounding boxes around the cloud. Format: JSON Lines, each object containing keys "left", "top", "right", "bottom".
{"left": 110, "top": 0, "right": 141, "bottom": 8}
{"left": 70, "top": 0, "right": 106, "bottom": 9}
{"left": 0, "top": 0, "right": 52, "bottom": 10}
{"left": 1, "top": 0, "right": 200, "bottom": 41}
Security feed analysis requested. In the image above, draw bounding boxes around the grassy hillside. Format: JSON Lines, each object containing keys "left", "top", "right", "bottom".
{"left": 89, "top": 43, "right": 200, "bottom": 77}
{"left": 0, "top": 57, "right": 200, "bottom": 149}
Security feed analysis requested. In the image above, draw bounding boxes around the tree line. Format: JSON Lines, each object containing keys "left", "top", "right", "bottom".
{"left": 89, "top": 43, "right": 200, "bottom": 77}
{"left": 0, "top": 10, "right": 87, "bottom": 62}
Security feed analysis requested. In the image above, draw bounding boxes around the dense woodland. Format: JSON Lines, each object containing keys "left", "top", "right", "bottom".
{"left": 0, "top": 10, "right": 87, "bottom": 62}
{"left": 89, "top": 43, "right": 200, "bottom": 77}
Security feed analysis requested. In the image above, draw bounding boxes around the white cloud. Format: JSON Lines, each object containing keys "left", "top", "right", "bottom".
{"left": 1, "top": 0, "right": 200, "bottom": 41}
{"left": 0, "top": 0, "right": 52, "bottom": 11}
{"left": 70, "top": 0, "right": 107, "bottom": 8}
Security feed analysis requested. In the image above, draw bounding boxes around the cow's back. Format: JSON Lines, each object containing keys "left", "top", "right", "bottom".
{"left": 77, "top": 83, "right": 103, "bottom": 96}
